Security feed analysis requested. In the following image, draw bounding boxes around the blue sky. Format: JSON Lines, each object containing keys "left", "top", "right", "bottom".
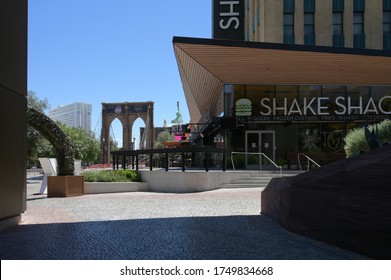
{"left": 28, "top": 0, "right": 212, "bottom": 147}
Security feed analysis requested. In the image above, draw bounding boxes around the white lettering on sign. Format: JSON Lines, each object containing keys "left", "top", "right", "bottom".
{"left": 219, "top": 1, "right": 240, "bottom": 30}
{"left": 379, "top": 96, "right": 391, "bottom": 114}
{"left": 171, "top": 125, "right": 183, "bottom": 133}
{"left": 335, "top": 96, "right": 347, "bottom": 115}
{"left": 259, "top": 96, "right": 391, "bottom": 116}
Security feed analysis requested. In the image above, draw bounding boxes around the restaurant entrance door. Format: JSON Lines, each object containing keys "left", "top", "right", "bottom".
{"left": 245, "top": 131, "right": 275, "bottom": 169}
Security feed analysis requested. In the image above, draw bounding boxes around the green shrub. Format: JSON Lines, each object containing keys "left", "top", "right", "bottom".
{"left": 344, "top": 120, "right": 391, "bottom": 157}
{"left": 82, "top": 170, "right": 141, "bottom": 182}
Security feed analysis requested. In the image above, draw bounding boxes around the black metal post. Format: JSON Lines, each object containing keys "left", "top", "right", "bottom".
{"left": 205, "top": 152, "right": 209, "bottom": 172}
{"left": 223, "top": 152, "right": 226, "bottom": 171}
{"left": 165, "top": 152, "right": 169, "bottom": 171}
{"left": 182, "top": 152, "right": 185, "bottom": 172}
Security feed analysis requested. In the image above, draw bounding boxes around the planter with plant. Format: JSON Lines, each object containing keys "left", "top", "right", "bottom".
{"left": 344, "top": 120, "right": 391, "bottom": 157}
{"left": 82, "top": 170, "right": 149, "bottom": 194}
{"left": 27, "top": 107, "right": 84, "bottom": 197}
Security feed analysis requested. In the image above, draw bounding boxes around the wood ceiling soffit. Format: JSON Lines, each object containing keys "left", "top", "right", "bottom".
{"left": 175, "top": 47, "right": 202, "bottom": 123}
{"left": 174, "top": 44, "right": 224, "bottom": 122}
{"left": 175, "top": 43, "right": 391, "bottom": 85}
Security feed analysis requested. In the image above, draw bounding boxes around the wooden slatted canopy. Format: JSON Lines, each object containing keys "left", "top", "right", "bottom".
{"left": 173, "top": 36, "right": 391, "bottom": 123}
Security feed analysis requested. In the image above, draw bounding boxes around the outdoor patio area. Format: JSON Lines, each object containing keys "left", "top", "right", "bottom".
{"left": 0, "top": 176, "right": 369, "bottom": 260}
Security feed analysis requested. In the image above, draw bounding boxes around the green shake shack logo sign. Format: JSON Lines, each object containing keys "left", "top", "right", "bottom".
{"left": 235, "top": 98, "right": 252, "bottom": 116}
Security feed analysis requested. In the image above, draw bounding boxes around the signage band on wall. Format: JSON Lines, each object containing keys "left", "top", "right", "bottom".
{"left": 259, "top": 96, "right": 391, "bottom": 116}
{"left": 213, "top": 0, "right": 245, "bottom": 40}
{"left": 237, "top": 114, "right": 391, "bottom": 123}
{"left": 235, "top": 96, "right": 391, "bottom": 122}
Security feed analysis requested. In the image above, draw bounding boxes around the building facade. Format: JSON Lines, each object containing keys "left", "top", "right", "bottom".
{"left": 49, "top": 102, "right": 92, "bottom": 131}
{"left": 245, "top": 0, "right": 391, "bottom": 50}
{"left": 0, "top": 0, "right": 27, "bottom": 231}
{"left": 173, "top": 0, "right": 391, "bottom": 169}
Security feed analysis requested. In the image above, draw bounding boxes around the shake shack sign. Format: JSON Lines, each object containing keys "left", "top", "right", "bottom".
{"left": 235, "top": 96, "right": 391, "bottom": 122}
{"left": 213, "top": 0, "right": 245, "bottom": 40}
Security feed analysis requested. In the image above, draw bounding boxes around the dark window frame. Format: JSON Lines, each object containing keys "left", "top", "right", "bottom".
{"left": 333, "top": 12, "right": 343, "bottom": 35}
{"left": 304, "top": 12, "right": 315, "bottom": 36}
{"left": 353, "top": 11, "right": 364, "bottom": 35}
{"left": 384, "top": 11, "right": 391, "bottom": 34}
{"left": 284, "top": 13, "right": 295, "bottom": 37}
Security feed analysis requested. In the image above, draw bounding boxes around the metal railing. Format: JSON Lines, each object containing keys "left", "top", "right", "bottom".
{"left": 231, "top": 152, "right": 282, "bottom": 176}
{"left": 111, "top": 147, "right": 230, "bottom": 172}
{"left": 137, "top": 154, "right": 151, "bottom": 168}
{"left": 298, "top": 153, "right": 321, "bottom": 171}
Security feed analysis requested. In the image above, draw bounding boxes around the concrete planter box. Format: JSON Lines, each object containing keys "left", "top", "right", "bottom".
{"left": 84, "top": 182, "right": 149, "bottom": 194}
{"left": 139, "top": 171, "right": 224, "bottom": 193}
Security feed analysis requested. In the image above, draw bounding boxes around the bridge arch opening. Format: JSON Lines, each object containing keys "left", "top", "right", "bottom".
{"left": 100, "top": 102, "right": 154, "bottom": 163}
{"left": 131, "top": 117, "right": 146, "bottom": 150}
{"left": 110, "top": 117, "right": 123, "bottom": 150}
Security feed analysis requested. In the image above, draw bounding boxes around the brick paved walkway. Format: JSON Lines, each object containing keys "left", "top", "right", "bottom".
{"left": 0, "top": 177, "right": 368, "bottom": 260}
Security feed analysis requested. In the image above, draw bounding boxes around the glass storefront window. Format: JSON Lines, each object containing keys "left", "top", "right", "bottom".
{"left": 246, "top": 85, "right": 275, "bottom": 116}
{"left": 224, "top": 84, "right": 245, "bottom": 117}
{"left": 222, "top": 83, "right": 391, "bottom": 169}
{"left": 322, "top": 123, "right": 345, "bottom": 153}
{"left": 346, "top": 122, "right": 363, "bottom": 133}
{"left": 322, "top": 85, "right": 346, "bottom": 115}
{"left": 347, "top": 86, "right": 370, "bottom": 115}
{"left": 275, "top": 85, "right": 298, "bottom": 115}
{"left": 298, "top": 124, "right": 321, "bottom": 153}
{"left": 372, "top": 86, "right": 391, "bottom": 115}
{"left": 225, "top": 84, "right": 391, "bottom": 118}
{"left": 225, "top": 85, "right": 276, "bottom": 117}
{"left": 299, "top": 85, "right": 321, "bottom": 115}
{"left": 224, "top": 84, "right": 235, "bottom": 117}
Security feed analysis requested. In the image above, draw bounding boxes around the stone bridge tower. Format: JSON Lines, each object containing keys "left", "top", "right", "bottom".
{"left": 101, "top": 102, "right": 154, "bottom": 164}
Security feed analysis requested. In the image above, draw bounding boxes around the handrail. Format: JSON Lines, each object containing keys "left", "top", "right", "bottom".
{"left": 298, "top": 153, "right": 321, "bottom": 171}
{"left": 131, "top": 153, "right": 166, "bottom": 169}
{"left": 231, "top": 152, "right": 282, "bottom": 176}
{"left": 137, "top": 154, "right": 151, "bottom": 168}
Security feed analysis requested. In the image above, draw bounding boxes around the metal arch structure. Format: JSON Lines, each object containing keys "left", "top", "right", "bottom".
{"left": 100, "top": 102, "right": 154, "bottom": 164}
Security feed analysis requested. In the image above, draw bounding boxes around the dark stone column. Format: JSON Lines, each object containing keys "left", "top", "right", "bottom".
{"left": 0, "top": 0, "right": 27, "bottom": 231}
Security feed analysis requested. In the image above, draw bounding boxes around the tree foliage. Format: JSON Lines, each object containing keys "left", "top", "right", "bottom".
{"left": 58, "top": 123, "right": 101, "bottom": 163}
{"left": 154, "top": 131, "right": 174, "bottom": 148}
{"left": 26, "top": 91, "right": 101, "bottom": 166}
{"left": 27, "top": 107, "right": 75, "bottom": 176}
{"left": 27, "top": 91, "right": 50, "bottom": 163}
{"left": 34, "top": 123, "right": 101, "bottom": 164}
{"left": 27, "top": 90, "right": 49, "bottom": 112}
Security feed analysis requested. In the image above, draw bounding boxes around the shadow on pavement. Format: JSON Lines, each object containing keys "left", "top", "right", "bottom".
{"left": 0, "top": 215, "right": 368, "bottom": 260}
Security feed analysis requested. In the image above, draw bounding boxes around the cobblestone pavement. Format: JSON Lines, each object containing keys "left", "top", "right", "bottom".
{"left": 0, "top": 176, "right": 369, "bottom": 260}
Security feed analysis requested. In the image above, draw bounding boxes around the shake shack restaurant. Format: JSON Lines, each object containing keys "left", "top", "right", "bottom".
{"left": 173, "top": 37, "right": 391, "bottom": 168}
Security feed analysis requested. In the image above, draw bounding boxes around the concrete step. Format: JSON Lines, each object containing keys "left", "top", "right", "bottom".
{"left": 231, "top": 179, "right": 273, "bottom": 184}
{"left": 222, "top": 177, "right": 275, "bottom": 189}
{"left": 220, "top": 171, "right": 305, "bottom": 189}
{"left": 221, "top": 183, "right": 268, "bottom": 189}
{"left": 236, "top": 175, "right": 280, "bottom": 179}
